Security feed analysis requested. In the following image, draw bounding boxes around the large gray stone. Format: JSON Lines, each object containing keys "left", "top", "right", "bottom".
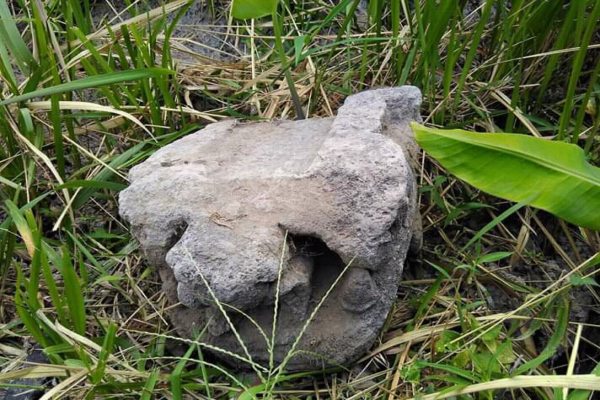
{"left": 119, "top": 86, "right": 422, "bottom": 370}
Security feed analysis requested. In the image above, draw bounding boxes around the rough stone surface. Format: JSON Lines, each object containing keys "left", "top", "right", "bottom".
{"left": 119, "top": 86, "right": 422, "bottom": 370}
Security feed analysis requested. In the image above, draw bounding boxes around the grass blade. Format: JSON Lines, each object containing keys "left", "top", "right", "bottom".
{"left": 514, "top": 297, "right": 569, "bottom": 375}
{"left": 0, "top": 68, "right": 174, "bottom": 106}
{"left": 170, "top": 341, "right": 198, "bottom": 400}
{"left": 27, "top": 100, "right": 154, "bottom": 136}
{"left": 91, "top": 323, "right": 117, "bottom": 384}
{"left": 4, "top": 200, "right": 36, "bottom": 257}
{"left": 412, "top": 375, "right": 600, "bottom": 400}
{"left": 59, "top": 246, "right": 86, "bottom": 335}
{"left": 140, "top": 369, "right": 160, "bottom": 400}
{"left": 0, "top": 0, "right": 35, "bottom": 73}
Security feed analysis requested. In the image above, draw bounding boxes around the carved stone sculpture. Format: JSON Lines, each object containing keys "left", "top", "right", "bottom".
{"left": 119, "top": 86, "right": 422, "bottom": 370}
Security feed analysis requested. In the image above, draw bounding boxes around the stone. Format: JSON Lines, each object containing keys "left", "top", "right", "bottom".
{"left": 119, "top": 86, "right": 422, "bottom": 370}
{"left": 0, "top": 345, "right": 51, "bottom": 400}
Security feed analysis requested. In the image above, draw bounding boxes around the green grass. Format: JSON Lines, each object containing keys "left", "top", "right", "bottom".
{"left": 0, "top": 0, "right": 599, "bottom": 398}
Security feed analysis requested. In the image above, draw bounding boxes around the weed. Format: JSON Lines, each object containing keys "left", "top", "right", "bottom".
{"left": 1, "top": 0, "right": 599, "bottom": 398}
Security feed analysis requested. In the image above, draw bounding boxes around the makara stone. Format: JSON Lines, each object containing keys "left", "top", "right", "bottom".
{"left": 119, "top": 87, "right": 422, "bottom": 370}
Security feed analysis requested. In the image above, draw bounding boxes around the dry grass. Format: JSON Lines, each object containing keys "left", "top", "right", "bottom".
{"left": 1, "top": 0, "right": 599, "bottom": 398}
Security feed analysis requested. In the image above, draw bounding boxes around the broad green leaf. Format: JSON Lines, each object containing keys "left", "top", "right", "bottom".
{"left": 495, "top": 341, "right": 516, "bottom": 365}
{"left": 231, "top": 0, "right": 278, "bottom": 19}
{"left": 472, "top": 350, "right": 502, "bottom": 376}
{"left": 412, "top": 123, "right": 600, "bottom": 230}
{"left": 0, "top": 68, "right": 174, "bottom": 106}
{"left": 481, "top": 324, "right": 502, "bottom": 343}
{"left": 400, "top": 363, "right": 422, "bottom": 384}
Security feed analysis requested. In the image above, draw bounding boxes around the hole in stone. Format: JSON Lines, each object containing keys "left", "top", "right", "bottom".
{"left": 166, "top": 219, "right": 189, "bottom": 249}
{"left": 156, "top": 220, "right": 190, "bottom": 304}
{"left": 288, "top": 234, "right": 345, "bottom": 303}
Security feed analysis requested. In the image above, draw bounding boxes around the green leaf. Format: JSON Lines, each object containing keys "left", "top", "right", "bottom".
{"left": 4, "top": 200, "right": 36, "bottom": 257}
{"left": 481, "top": 324, "right": 502, "bottom": 344}
{"left": 39, "top": 242, "right": 67, "bottom": 324}
{"left": 170, "top": 342, "right": 197, "bottom": 400}
{"left": 463, "top": 202, "right": 526, "bottom": 250}
{"left": 294, "top": 35, "right": 306, "bottom": 65}
{"left": 93, "top": 274, "right": 124, "bottom": 285}
{"left": 14, "top": 267, "right": 47, "bottom": 347}
{"left": 140, "top": 369, "right": 160, "bottom": 400}
{"left": 478, "top": 252, "right": 513, "bottom": 264}
{"left": 0, "top": 34, "right": 18, "bottom": 91}
{"left": 569, "top": 275, "right": 599, "bottom": 287}
{"left": 231, "top": 0, "right": 278, "bottom": 19}
{"left": 434, "top": 330, "right": 460, "bottom": 353}
{"left": 238, "top": 373, "right": 298, "bottom": 400}
{"left": 0, "top": 0, "right": 35, "bottom": 74}
{"left": 0, "top": 68, "right": 174, "bottom": 106}
{"left": 91, "top": 323, "right": 117, "bottom": 384}
{"left": 65, "top": 231, "right": 108, "bottom": 276}
{"left": 472, "top": 350, "right": 501, "bottom": 376}
{"left": 56, "top": 179, "right": 126, "bottom": 191}
{"left": 412, "top": 123, "right": 600, "bottom": 230}
{"left": 568, "top": 347, "right": 600, "bottom": 400}
{"left": 416, "top": 361, "right": 478, "bottom": 383}
{"left": 495, "top": 340, "right": 516, "bottom": 365}
{"left": 514, "top": 297, "right": 569, "bottom": 375}
{"left": 400, "top": 363, "right": 422, "bottom": 384}
{"left": 72, "top": 141, "right": 145, "bottom": 209}
{"left": 59, "top": 247, "right": 86, "bottom": 335}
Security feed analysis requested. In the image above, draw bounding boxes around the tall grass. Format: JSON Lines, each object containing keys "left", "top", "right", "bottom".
{"left": 1, "top": 0, "right": 599, "bottom": 398}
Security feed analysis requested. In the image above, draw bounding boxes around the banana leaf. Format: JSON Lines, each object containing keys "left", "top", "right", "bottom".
{"left": 231, "top": 0, "right": 278, "bottom": 19}
{"left": 412, "top": 123, "right": 600, "bottom": 230}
